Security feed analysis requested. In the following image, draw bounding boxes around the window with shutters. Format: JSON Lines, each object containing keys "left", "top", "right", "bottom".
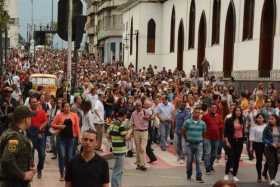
{"left": 147, "top": 19, "right": 156, "bottom": 53}
{"left": 188, "top": 0, "right": 196, "bottom": 49}
{"left": 243, "top": 0, "right": 255, "bottom": 40}
{"left": 130, "top": 18, "right": 133, "bottom": 55}
{"left": 170, "top": 6, "right": 175, "bottom": 52}
{"left": 212, "top": 0, "right": 221, "bottom": 45}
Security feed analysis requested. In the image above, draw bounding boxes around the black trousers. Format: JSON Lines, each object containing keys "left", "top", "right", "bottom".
{"left": 146, "top": 123, "right": 157, "bottom": 162}
{"left": 264, "top": 146, "right": 278, "bottom": 180}
{"left": 246, "top": 137, "right": 254, "bottom": 160}
{"left": 225, "top": 139, "right": 243, "bottom": 176}
{"left": 0, "top": 180, "right": 29, "bottom": 187}
{"left": 253, "top": 142, "right": 268, "bottom": 178}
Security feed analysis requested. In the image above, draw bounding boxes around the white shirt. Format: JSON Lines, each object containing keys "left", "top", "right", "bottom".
{"left": 81, "top": 111, "right": 96, "bottom": 132}
{"left": 88, "top": 94, "right": 98, "bottom": 108}
{"left": 92, "top": 99, "right": 105, "bottom": 123}
{"left": 12, "top": 75, "right": 20, "bottom": 88}
{"left": 11, "top": 90, "right": 21, "bottom": 102}
{"left": 249, "top": 124, "right": 266, "bottom": 143}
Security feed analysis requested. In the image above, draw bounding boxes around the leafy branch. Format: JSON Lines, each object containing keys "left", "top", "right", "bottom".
{"left": 0, "top": 0, "right": 10, "bottom": 28}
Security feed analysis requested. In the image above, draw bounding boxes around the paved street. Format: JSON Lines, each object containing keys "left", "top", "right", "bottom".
{"left": 31, "top": 144, "right": 271, "bottom": 187}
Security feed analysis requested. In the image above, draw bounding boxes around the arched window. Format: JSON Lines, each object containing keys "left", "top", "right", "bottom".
{"left": 147, "top": 19, "right": 156, "bottom": 53}
{"left": 212, "top": 0, "right": 221, "bottom": 45}
{"left": 188, "top": 0, "right": 196, "bottom": 49}
{"left": 170, "top": 6, "right": 175, "bottom": 52}
{"left": 130, "top": 18, "right": 133, "bottom": 55}
{"left": 243, "top": 0, "right": 255, "bottom": 40}
{"left": 259, "top": 0, "right": 276, "bottom": 77}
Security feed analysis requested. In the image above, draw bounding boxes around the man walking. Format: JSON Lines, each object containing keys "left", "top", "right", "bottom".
{"left": 28, "top": 97, "right": 48, "bottom": 178}
{"left": 155, "top": 95, "right": 174, "bottom": 151}
{"left": 65, "top": 130, "right": 109, "bottom": 187}
{"left": 202, "top": 103, "right": 223, "bottom": 174}
{"left": 131, "top": 101, "right": 151, "bottom": 171}
{"left": 182, "top": 107, "right": 206, "bottom": 183}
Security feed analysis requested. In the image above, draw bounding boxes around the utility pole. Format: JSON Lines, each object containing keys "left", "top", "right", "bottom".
{"left": 51, "top": 0, "right": 54, "bottom": 48}
{"left": 67, "top": 0, "right": 73, "bottom": 90}
{"left": 135, "top": 30, "right": 139, "bottom": 72}
{"left": 30, "top": 0, "right": 35, "bottom": 63}
{"left": 51, "top": 0, "right": 54, "bottom": 26}
{"left": 0, "top": 28, "right": 3, "bottom": 75}
{"left": 4, "top": 23, "right": 8, "bottom": 71}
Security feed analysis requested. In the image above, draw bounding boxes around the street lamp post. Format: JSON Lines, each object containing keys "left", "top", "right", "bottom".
{"left": 124, "top": 30, "right": 139, "bottom": 72}
{"left": 67, "top": 0, "right": 73, "bottom": 90}
{"left": 4, "top": 20, "right": 8, "bottom": 72}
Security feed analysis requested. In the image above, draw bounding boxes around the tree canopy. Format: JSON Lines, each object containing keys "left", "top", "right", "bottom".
{"left": 0, "top": 0, "right": 9, "bottom": 28}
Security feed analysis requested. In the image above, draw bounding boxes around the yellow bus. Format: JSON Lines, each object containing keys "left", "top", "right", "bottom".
{"left": 30, "top": 74, "right": 57, "bottom": 96}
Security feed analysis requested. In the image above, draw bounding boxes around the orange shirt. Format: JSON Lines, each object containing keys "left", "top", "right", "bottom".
{"left": 240, "top": 98, "right": 249, "bottom": 111}
{"left": 255, "top": 98, "right": 264, "bottom": 109}
{"left": 52, "top": 112, "right": 80, "bottom": 138}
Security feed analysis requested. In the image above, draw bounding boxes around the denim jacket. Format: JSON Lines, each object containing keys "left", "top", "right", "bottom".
{"left": 263, "top": 125, "right": 280, "bottom": 146}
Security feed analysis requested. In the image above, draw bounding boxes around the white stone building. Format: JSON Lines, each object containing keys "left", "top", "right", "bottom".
{"left": 121, "top": 0, "right": 280, "bottom": 80}
{"left": 5, "top": 0, "right": 19, "bottom": 48}
{"left": 86, "top": 0, "right": 128, "bottom": 63}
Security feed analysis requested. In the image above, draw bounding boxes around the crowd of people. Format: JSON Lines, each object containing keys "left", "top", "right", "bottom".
{"left": 0, "top": 49, "right": 280, "bottom": 187}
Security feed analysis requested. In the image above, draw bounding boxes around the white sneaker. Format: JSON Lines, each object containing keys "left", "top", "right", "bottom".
{"left": 179, "top": 160, "right": 185, "bottom": 165}
{"left": 224, "top": 175, "right": 230, "bottom": 181}
{"left": 270, "top": 180, "right": 279, "bottom": 186}
{"left": 233, "top": 176, "right": 240, "bottom": 182}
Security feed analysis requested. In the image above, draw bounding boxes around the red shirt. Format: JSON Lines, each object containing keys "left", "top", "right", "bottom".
{"left": 31, "top": 109, "right": 48, "bottom": 129}
{"left": 202, "top": 113, "right": 223, "bottom": 140}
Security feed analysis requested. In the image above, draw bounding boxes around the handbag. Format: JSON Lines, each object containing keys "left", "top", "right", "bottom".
{"left": 49, "top": 127, "right": 61, "bottom": 135}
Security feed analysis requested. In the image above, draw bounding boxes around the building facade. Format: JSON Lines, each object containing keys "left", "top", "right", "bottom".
{"left": 5, "top": 0, "right": 19, "bottom": 48}
{"left": 121, "top": 0, "right": 280, "bottom": 80}
{"left": 86, "top": 0, "right": 128, "bottom": 63}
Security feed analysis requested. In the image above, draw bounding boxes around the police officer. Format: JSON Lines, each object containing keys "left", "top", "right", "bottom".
{"left": 0, "top": 106, "right": 36, "bottom": 187}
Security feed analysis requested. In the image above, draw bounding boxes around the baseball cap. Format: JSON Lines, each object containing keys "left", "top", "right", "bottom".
{"left": 13, "top": 106, "right": 36, "bottom": 120}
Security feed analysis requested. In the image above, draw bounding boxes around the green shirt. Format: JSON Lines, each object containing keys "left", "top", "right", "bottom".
{"left": 108, "top": 121, "right": 128, "bottom": 154}
{"left": 183, "top": 118, "right": 206, "bottom": 143}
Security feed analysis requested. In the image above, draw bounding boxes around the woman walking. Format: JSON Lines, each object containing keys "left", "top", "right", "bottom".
{"left": 263, "top": 114, "right": 280, "bottom": 186}
{"left": 249, "top": 113, "right": 268, "bottom": 182}
{"left": 224, "top": 107, "right": 245, "bottom": 182}
{"left": 52, "top": 102, "right": 80, "bottom": 181}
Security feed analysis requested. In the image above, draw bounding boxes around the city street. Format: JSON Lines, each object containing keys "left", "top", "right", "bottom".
{"left": 32, "top": 144, "right": 270, "bottom": 187}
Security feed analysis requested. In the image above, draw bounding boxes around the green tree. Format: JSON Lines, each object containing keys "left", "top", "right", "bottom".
{"left": 0, "top": 0, "right": 9, "bottom": 28}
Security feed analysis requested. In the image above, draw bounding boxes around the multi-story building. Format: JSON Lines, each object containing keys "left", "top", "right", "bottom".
{"left": 121, "top": 0, "right": 280, "bottom": 81}
{"left": 4, "top": 0, "right": 19, "bottom": 48}
{"left": 86, "top": 0, "right": 128, "bottom": 63}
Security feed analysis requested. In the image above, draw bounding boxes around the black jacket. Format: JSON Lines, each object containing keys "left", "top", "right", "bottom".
{"left": 224, "top": 116, "right": 246, "bottom": 142}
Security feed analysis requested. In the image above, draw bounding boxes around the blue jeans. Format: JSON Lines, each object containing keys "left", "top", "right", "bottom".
{"left": 185, "top": 142, "right": 203, "bottom": 177}
{"left": 56, "top": 136, "right": 74, "bottom": 176}
{"left": 30, "top": 133, "right": 46, "bottom": 172}
{"left": 159, "top": 122, "right": 171, "bottom": 150}
{"left": 111, "top": 154, "right": 125, "bottom": 187}
{"left": 204, "top": 139, "right": 219, "bottom": 172}
{"left": 175, "top": 133, "right": 185, "bottom": 160}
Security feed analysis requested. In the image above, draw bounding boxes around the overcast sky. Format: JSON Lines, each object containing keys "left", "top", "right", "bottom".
{"left": 19, "top": 0, "right": 87, "bottom": 48}
{"left": 19, "top": 0, "right": 57, "bottom": 38}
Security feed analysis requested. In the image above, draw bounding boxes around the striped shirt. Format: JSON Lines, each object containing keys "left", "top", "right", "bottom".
{"left": 108, "top": 121, "right": 128, "bottom": 154}
{"left": 183, "top": 118, "right": 206, "bottom": 143}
